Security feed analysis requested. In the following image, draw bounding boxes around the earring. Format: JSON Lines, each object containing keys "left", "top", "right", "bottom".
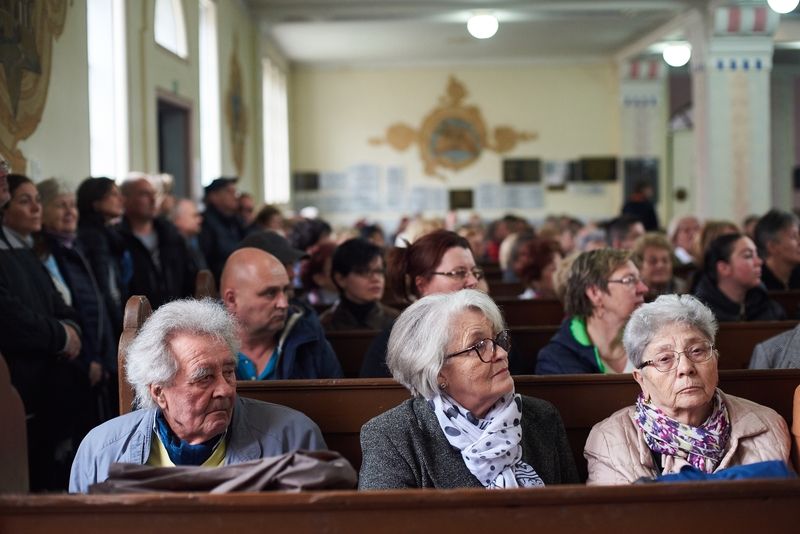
{"left": 439, "top": 382, "right": 448, "bottom": 390}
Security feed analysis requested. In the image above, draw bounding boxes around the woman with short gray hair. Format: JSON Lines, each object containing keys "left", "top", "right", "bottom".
{"left": 584, "top": 294, "right": 790, "bottom": 484}
{"left": 537, "top": 248, "right": 648, "bottom": 374}
{"left": 359, "top": 289, "right": 578, "bottom": 490}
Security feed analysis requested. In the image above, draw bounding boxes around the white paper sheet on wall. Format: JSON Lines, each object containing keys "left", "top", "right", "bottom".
{"left": 475, "top": 183, "right": 501, "bottom": 210}
{"left": 386, "top": 166, "right": 406, "bottom": 210}
{"left": 543, "top": 161, "right": 568, "bottom": 188}
{"left": 409, "top": 186, "right": 447, "bottom": 213}
{"left": 320, "top": 172, "right": 347, "bottom": 190}
{"left": 504, "top": 184, "right": 544, "bottom": 209}
{"left": 568, "top": 183, "right": 606, "bottom": 196}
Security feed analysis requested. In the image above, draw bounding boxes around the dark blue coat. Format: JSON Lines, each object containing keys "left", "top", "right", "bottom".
{"left": 535, "top": 317, "right": 602, "bottom": 375}
{"left": 271, "top": 307, "right": 343, "bottom": 380}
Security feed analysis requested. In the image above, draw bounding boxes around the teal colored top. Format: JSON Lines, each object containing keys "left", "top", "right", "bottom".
{"left": 568, "top": 316, "right": 607, "bottom": 374}
{"left": 236, "top": 349, "right": 278, "bottom": 380}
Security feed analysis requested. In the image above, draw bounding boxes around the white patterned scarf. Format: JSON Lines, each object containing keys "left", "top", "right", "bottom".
{"left": 430, "top": 391, "right": 545, "bottom": 489}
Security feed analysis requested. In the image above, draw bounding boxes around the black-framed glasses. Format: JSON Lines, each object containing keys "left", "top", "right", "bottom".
{"left": 638, "top": 341, "right": 716, "bottom": 372}
{"left": 431, "top": 267, "right": 485, "bottom": 281}
{"left": 607, "top": 274, "right": 643, "bottom": 287}
{"left": 445, "top": 330, "right": 511, "bottom": 363}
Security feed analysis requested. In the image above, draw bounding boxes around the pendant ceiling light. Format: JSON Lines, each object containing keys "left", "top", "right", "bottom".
{"left": 767, "top": 0, "right": 799, "bottom": 14}
{"left": 467, "top": 13, "right": 499, "bottom": 39}
{"left": 662, "top": 43, "right": 691, "bottom": 67}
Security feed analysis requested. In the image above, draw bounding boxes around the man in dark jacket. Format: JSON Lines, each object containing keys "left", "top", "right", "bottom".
{"left": 200, "top": 177, "right": 245, "bottom": 283}
{"left": 220, "top": 247, "right": 342, "bottom": 380}
{"left": 117, "top": 176, "right": 196, "bottom": 308}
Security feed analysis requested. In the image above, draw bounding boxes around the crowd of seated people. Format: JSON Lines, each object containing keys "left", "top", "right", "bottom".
{"left": 3, "top": 159, "right": 800, "bottom": 495}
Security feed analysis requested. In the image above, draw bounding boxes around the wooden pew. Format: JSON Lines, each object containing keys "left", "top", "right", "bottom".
{"left": 487, "top": 281, "right": 524, "bottom": 298}
{"left": 494, "top": 297, "right": 565, "bottom": 326}
{"left": 2, "top": 480, "right": 799, "bottom": 533}
{"left": 326, "top": 330, "right": 378, "bottom": 378}
{"left": 0, "top": 353, "right": 28, "bottom": 493}
{"left": 793, "top": 385, "right": 800, "bottom": 472}
{"left": 768, "top": 290, "right": 800, "bottom": 319}
{"left": 238, "top": 369, "right": 800, "bottom": 480}
{"left": 117, "top": 296, "right": 152, "bottom": 413}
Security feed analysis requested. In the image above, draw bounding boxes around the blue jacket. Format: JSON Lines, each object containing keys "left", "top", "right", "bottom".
{"left": 536, "top": 317, "right": 602, "bottom": 375}
{"left": 239, "top": 307, "right": 344, "bottom": 380}
{"left": 69, "top": 396, "right": 327, "bottom": 493}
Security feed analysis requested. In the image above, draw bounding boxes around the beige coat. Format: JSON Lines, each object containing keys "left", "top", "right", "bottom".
{"left": 584, "top": 391, "right": 791, "bottom": 485}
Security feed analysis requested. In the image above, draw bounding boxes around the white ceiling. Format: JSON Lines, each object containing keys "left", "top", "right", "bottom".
{"left": 244, "top": 0, "right": 800, "bottom": 67}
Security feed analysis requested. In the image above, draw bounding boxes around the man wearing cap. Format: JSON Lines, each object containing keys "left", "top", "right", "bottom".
{"left": 200, "top": 177, "right": 245, "bottom": 283}
{"left": 220, "top": 247, "right": 343, "bottom": 380}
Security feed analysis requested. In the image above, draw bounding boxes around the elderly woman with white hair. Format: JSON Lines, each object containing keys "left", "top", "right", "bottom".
{"left": 69, "top": 298, "right": 327, "bottom": 493}
{"left": 584, "top": 294, "right": 791, "bottom": 485}
{"left": 359, "top": 289, "right": 578, "bottom": 490}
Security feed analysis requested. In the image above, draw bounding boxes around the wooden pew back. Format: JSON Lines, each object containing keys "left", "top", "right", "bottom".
{"left": 117, "top": 296, "right": 152, "bottom": 413}
{"left": 0, "top": 353, "right": 28, "bottom": 493}
{"left": 194, "top": 269, "right": 218, "bottom": 299}
{"left": 239, "top": 369, "right": 800, "bottom": 480}
{"left": 3, "top": 480, "right": 799, "bottom": 533}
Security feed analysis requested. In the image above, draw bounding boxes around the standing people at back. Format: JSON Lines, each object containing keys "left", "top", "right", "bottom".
{"left": 36, "top": 178, "right": 118, "bottom": 422}
{"left": 170, "top": 198, "right": 207, "bottom": 272}
{"left": 221, "top": 247, "right": 343, "bottom": 380}
{"left": 117, "top": 176, "right": 196, "bottom": 309}
{"left": 76, "top": 177, "right": 129, "bottom": 338}
{"left": 753, "top": 209, "right": 800, "bottom": 290}
{"left": 0, "top": 174, "right": 87, "bottom": 491}
{"left": 199, "top": 177, "right": 245, "bottom": 283}
{"left": 693, "top": 233, "right": 784, "bottom": 322}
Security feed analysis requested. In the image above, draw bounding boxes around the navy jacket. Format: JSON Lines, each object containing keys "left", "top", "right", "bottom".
{"left": 693, "top": 275, "right": 785, "bottom": 322}
{"left": 199, "top": 204, "right": 245, "bottom": 283}
{"left": 536, "top": 317, "right": 602, "bottom": 375}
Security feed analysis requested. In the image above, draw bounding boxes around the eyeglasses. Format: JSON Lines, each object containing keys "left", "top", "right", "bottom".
{"left": 607, "top": 274, "right": 643, "bottom": 287}
{"left": 353, "top": 268, "right": 385, "bottom": 278}
{"left": 431, "top": 267, "right": 485, "bottom": 281}
{"left": 638, "top": 341, "right": 716, "bottom": 372}
{"left": 445, "top": 330, "right": 511, "bottom": 363}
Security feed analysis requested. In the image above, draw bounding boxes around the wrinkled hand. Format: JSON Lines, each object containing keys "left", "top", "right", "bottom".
{"left": 89, "top": 361, "right": 103, "bottom": 386}
{"left": 63, "top": 324, "right": 82, "bottom": 360}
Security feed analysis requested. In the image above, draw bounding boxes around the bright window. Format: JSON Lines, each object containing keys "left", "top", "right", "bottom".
{"left": 154, "top": 0, "right": 188, "bottom": 58}
{"left": 262, "top": 58, "right": 290, "bottom": 204}
{"left": 199, "top": 0, "right": 221, "bottom": 186}
{"left": 87, "top": 0, "right": 128, "bottom": 179}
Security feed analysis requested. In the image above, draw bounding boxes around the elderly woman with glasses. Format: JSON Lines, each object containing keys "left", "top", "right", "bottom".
{"left": 360, "top": 229, "right": 484, "bottom": 377}
{"left": 584, "top": 294, "right": 790, "bottom": 484}
{"left": 359, "top": 289, "right": 579, "bottom": 490}
{"left": 537, "top": 248, "right": 648, "bottom": 375}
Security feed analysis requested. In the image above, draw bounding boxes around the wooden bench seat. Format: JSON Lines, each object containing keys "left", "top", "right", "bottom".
{"left": 238, "top": 369, "right": 800, "bottom": 480}
{"left": 2, "top": 480, "right": 799, "bottom": 533}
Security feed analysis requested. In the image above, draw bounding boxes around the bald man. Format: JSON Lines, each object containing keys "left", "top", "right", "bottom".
{"left": 221, "top": 248, "right": 342, "bottom": 380}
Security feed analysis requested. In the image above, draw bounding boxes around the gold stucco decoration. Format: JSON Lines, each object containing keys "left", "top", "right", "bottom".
{"left": 369, "top": 76, "right": 536, "bottom": 179}
{"left": 0, "top": 0, "right": 68, "bottom": 171}
{"left": 225, "top": 38, "right": 247, "bottom": 177}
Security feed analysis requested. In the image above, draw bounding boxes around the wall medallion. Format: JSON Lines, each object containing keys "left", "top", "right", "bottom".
{"left": 369, "top": 76, "right": 536, "bottom": 179}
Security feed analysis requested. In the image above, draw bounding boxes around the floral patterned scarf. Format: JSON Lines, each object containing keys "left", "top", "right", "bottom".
{"left": 635, "top": 389, "right": 731, "bottom": 473}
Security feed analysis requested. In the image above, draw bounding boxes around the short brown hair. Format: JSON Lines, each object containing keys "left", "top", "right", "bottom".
{"left": 630, "top": 232, "right": 673, "bottom": 269}
{"left": 564, "top": 248, "right": 630, "bottom": 318}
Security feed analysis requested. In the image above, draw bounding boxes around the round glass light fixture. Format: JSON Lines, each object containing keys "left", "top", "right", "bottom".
{"left": 768, "top": 0, "right": 799, "bottom": 14}
{"left": 467, "top": 13, "right": 498, "bottom": 39}
{"left": 662, "top": 43, "right": 691, "bottom": 67}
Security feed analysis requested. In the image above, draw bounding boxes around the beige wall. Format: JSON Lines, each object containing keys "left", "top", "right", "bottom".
{"left": 18, "top": 0, "right": 90, "bottom": 182}
{"left": 290, "top": 62, "right": 624, "bottom": 227}
{"left": 10, "top": 0, "right": 262, "bottom": 199}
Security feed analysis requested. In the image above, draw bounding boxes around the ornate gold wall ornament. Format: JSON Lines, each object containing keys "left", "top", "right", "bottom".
{"left": 225, "top": 38, "right": 247, "bottom": 177}
{"left": 369, "top": 76, "right": 537, "bottom": 179}
{"left": 0, "top": 0, "right": 68, "bottom": 171}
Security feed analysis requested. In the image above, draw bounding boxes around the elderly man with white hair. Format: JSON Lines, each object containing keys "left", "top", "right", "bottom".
{"left": 69, "top": 299, "right": 326, "bottom": 493}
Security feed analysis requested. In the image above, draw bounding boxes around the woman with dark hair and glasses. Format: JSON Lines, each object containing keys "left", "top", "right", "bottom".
{"left": 359, "top": 289, "right": 578, "bottom": 489}
{"left": 319, "top": 238, "right": 399, "bottom": 331}
{"left": 585, "top": 295, "right": 790, "bottom": 484}
{"left": 536, "top": 248, "right": 648, "bottom": 375}
{"left": 693, "top": 233, "right": 784, "bottom": 322}
{"left": 360, "top": 229, "right": 483, "bottom": 377}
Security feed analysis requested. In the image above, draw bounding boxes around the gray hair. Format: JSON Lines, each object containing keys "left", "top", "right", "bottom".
{"left": 36, "top": 178, "right": 73, "bottom": 208}
{"left": 387, "top": 289, "right": 505, "bottom": 399}
{"left": 126, "top": 298, "right": 240, "bottom": 409}
{"left": 623, "top": 294, "right": 718, "bottom": 368}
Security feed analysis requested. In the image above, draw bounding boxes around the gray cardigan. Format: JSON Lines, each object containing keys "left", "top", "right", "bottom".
{"left": 358, "top": 395, "right": 579, "bottom": 489}
{"left": 749, "top": 323, "right": 800, "bottom": 369}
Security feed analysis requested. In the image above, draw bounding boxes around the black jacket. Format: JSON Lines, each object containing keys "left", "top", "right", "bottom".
{"left": 693, "top": 275, "right": 786, "bottom": 322}
{"left": 199, "top": 204, "right": 245, "bottom": 283}
{"left": 117, "top": 217, "right": 196, "bottom": 309}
